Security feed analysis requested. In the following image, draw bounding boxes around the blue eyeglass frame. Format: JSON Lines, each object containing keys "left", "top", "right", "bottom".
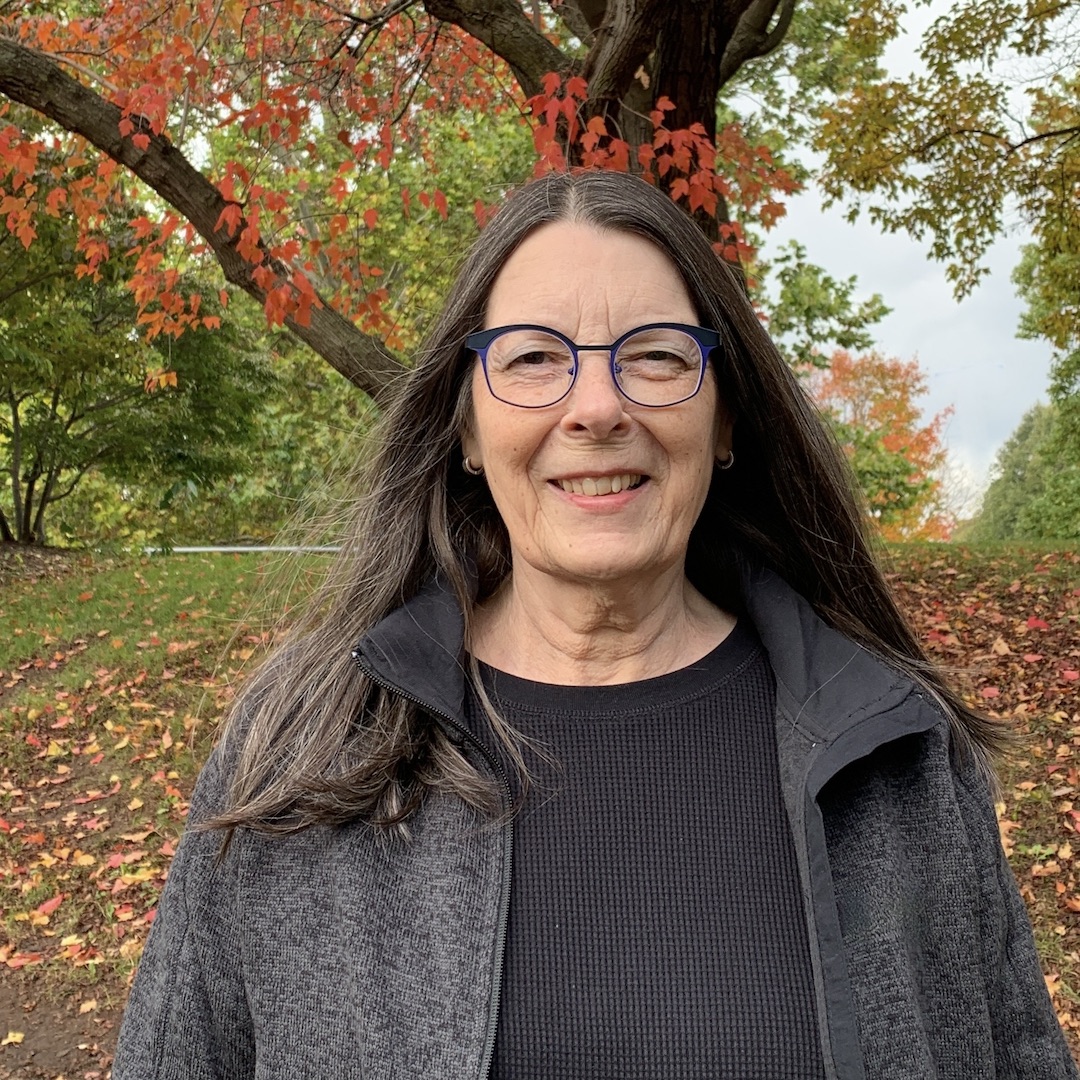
{"left": 464, "top": 321, "right": 723, "bottom": 408}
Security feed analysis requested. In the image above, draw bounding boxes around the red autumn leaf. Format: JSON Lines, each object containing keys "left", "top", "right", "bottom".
{"left": 1063, "top": 671, "right": 1079, "bottom": 682}
{"left": 36, "top": 893, "right": 64, "bottom": 916}
{"left": 980, "top": 686, "right": 1000, "bottom": 698}
{"left": 6, "top": 952, "right": 45, "bottom": 970}
{"left": 1023, "top": 653, "right": 1044, "bottom": 663}
{"left": 1027, "top": 616, "right": 1050, "bottom": 630}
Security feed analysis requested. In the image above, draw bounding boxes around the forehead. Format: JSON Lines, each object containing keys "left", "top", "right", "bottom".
{"left": 484, "top": 221, "right": 698, "bottom": 333}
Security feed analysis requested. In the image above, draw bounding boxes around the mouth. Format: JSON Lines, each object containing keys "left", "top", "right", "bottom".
{"left": 554, "top": 473, "right": 645, "bottom": 497}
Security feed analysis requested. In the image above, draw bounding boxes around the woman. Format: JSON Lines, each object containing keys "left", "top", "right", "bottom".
{"left": 113, "top": 171, "right": 1077, "bottom": 1079}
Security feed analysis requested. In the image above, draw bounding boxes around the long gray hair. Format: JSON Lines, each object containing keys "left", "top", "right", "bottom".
{"left": 209, "top": 170, "right": 999, "bottom": 838}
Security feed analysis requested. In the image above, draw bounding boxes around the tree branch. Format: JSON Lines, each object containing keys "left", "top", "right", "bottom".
{"left": 0, "top": 39, "right": 404, "bottom": 404}
{"left": 0, "top": 268, "right": 64, "bottom": 306}
{"left": 421, "top": 0, "right": 569, "bottom": 98}
{"left": 718, "top": 0, "right": 795, "bottom": 87}
{"left": 553, "top": 0, "right": 598, "bottom": 44}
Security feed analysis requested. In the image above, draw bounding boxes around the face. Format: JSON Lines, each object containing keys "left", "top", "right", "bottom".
{"left": 461, "top": 221, "right": 733, "bottom": 589}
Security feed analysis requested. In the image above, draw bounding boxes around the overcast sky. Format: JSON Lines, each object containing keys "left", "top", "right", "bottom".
{"left": 762, "top": 199, "right": 1050, "bottom": 513}
{"left": 758, "top": 4, "right": 1054, "bottom": 514}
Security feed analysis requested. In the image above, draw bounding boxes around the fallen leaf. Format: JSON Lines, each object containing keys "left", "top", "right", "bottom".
{"left": 0, "top": 1032, "right": 24, "bottom": 1046}
{"left": 36, "top": 893, "right": 63, "bottom": 916}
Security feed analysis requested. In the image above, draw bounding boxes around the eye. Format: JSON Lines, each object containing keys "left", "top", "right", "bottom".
{"left": 617, "top": 342, "right": 699, "bottom": 377}
{"left": 485, "top": 330, "right": 573, "bottom": 375}
{"left": 508, "top": 348, "right": 565, "bottom": 368}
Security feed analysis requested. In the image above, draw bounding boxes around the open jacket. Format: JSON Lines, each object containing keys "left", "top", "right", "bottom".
{"left": 113, "top": 569, "right": 1078, "bottom": 1079}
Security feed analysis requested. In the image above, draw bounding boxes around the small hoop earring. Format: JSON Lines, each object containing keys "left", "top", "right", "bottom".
{"left": 716, "top": 451, "right": 735, "bottom": 471}
{"left": 463, "top": 455, "right": 484, "bottom": 476}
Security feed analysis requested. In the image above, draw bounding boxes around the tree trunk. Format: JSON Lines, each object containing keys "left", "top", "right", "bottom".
{"left": 31, "top": 468, "right": 57, "bottom": 546}
{"left": 0, "top": 506, "right": 13, "bottom": 543}
{"left": 6, "top": 388, "right": 24, "bottom": 542}
{"left": 21, "top": 466, "right": 38, "bottom": 544}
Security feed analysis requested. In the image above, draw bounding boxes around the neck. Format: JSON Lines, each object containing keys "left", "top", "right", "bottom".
{"left": 469, "top": 561, "right": 735, "bottom": 685}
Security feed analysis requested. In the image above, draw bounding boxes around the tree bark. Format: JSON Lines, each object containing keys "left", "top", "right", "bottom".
{"left": 0, "top": 40, "right": 404, "bottom": 404}
{"left": 31, "top": 467, "right": 57, "bottom": 545}
{"left": 6, "top": 388, "right": 24, "bottom": 542}
{"left": 420, "top": 0, "right": 568, "bottom": 98}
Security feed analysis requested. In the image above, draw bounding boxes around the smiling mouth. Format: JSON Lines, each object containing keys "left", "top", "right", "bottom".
{"left": 555, "top": 473, "right": 645, "bottom": 497}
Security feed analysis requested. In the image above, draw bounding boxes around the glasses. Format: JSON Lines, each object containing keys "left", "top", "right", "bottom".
{"left": 465, "top": 322, "right": 721, "bottom": 409}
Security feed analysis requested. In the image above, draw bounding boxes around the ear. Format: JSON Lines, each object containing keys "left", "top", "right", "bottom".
{"left": 460, "top": 429, "right": 479, "bottom": 466}
{"left": 713, "top": 406, "right": 734, "bottom": 465}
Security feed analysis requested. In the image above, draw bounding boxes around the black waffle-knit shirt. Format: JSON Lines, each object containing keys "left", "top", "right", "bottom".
{"left": 466, "top": 620, "right": 826, "bottom": 1080}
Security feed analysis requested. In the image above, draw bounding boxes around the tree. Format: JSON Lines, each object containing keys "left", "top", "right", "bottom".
{"left": 0, "top": 192, "right": 273, "bottom": 544}
{"left": 812, "top": 0, "right": 1080, "bottom": 474}
{"left": 966, "top": 402, "right": 1080, "bottom": 542}
{"left": 0, "top": 0, "right": 893, "bottom": 402}
{"left": 803, "top": 349, "right": 954, "bottom": 540}
{"left": 760, "top": 239, "right": 890, "bottom": 368}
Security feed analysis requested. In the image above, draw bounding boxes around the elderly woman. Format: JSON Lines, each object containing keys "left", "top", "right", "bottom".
{"left": 113, "top": 171, "right": 1077, "bottom": 1079}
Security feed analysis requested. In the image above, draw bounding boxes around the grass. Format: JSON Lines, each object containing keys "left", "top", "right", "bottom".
{"left": 0, "top": 542, "right": 1077, "bottom": 1064}
{"left": 0, "top": 551, "right": 300, "bottom": 1000}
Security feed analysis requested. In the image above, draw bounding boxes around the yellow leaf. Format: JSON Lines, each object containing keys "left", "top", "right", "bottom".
{"left": 128, "top": 797, "right": 144, "bottom": 811}
{"left": 0, "top": 1031, "right": 24, "bottom": 1046}
{"left": 78, "top": 999, "right": 97, "bottom": 1014}
{"left": 45, "top": 740, "right": 64, "bottom": 758}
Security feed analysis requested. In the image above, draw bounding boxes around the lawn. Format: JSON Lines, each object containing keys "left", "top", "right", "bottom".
{"left": 0, "top": 543, "right": 1077, "bottom": 1077}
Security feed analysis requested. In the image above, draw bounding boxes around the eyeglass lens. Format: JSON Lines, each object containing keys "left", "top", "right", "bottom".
{"left": 482, "top": 327, "right": 705, "bottom": 407}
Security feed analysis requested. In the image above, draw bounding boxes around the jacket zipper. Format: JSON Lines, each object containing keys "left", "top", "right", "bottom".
{"left": 351, "top": 648, "right": 513, "bottom": 1080}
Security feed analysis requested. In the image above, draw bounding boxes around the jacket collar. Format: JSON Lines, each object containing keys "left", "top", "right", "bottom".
{"left": 353, "top": 567, "right": 929, "bottom": 781}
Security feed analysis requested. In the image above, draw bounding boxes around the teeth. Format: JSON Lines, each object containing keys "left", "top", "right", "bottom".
{"left": 557, "top": 474, "right": 642, "bottom": 496}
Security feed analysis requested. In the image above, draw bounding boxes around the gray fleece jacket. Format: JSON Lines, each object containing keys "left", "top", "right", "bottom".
{"left": 112, "top": 569, "right": 1078, "bottom": 1079}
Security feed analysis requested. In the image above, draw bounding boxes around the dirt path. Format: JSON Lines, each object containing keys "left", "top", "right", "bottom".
{"left": 0, "top": 969, "right": 120, "bottom": 1079}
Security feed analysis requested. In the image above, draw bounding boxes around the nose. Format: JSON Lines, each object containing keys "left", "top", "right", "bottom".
{"left": 559, "top": 350, "right": 630, "bottom": 437}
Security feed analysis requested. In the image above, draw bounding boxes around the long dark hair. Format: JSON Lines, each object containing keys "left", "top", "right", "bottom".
{"left": 209, "top": 170, "right": 999, "bottom": 837}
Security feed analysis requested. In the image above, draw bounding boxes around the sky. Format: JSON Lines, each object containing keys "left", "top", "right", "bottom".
{"left": 758, "top": 3, "right": 1055, "bottom": 515}
{"left": 762, "top": 197, "right": 1051, "bottom": 514}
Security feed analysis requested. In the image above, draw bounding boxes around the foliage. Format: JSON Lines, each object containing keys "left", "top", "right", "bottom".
{"left": 815, "top": 0, "right": 1080, "bottom": 295}
{"left": 0, "top": 266, "right": 273, "bottom": 546}
{"left": 966, "top": 403, "right": 1080, "bottom": 542}
{"left": 1014, "top": 244, "right": 1080, "bottom": 476}
{"left": 813, "top": 0, "right": 1080, "bottom": 463}
{"left": 804, "top": 349, "right": 953, "bottom": 540}
{"left": 0, "top": 0, "right": 904, "bottom": 400}
{"left": 0, "top": 125, "right": 276, "bottom": 545}
{"left": 759, "top": 240, "right": 890, "bottom": 367}
{"left": 54, "top": 328, "right": 376, "bottom": 549}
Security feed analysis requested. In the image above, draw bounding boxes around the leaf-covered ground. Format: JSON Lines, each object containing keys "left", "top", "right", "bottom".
{"left": 0, "top": 544, "right": 1077, "bottom": 1076}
